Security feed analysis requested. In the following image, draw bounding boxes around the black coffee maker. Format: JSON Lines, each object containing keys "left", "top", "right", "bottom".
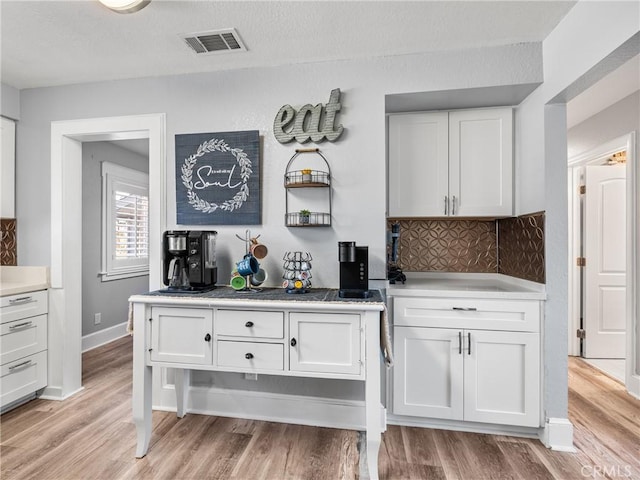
{"left": 338, "top": 241, "right": 371, "bottom": 298}
{"left": 162, "top": 230, "right": 218, "bottom": 292}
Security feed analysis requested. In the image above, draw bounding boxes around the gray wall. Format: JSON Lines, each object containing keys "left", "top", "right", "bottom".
{"left": 1, "top": 83, "right": 20, "bottom": 120}
{"left": 82, "top": 141, "right": 149, "bottom": 336}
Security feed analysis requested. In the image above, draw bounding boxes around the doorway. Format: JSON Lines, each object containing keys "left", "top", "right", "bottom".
{"left": 568, "top": 134, "right": 634, "bottom": 385}
{"left": 43, "top": 114, "right": 165, "bottom": 401}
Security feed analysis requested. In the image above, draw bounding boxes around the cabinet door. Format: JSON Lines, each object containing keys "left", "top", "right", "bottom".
{"left": 449, "top": 108, "right": 513, "bottom": 217}
{"left": 150, "top": 307, "right": 213, "bottom": 365}
{"left": 393, "top": 326, "right": 463, "bottom": 420}
{"left": 388, "top": 112, "right": 449, "bottom": 217}
{"left": 464, "top": 330, "right": 540, "bottom": 427}
{"left": 289, "top": 312, "right": 361, "bottom": 375}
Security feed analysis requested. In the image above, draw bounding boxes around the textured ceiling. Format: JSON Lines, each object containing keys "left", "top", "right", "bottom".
{"left": 0, "top": 0, "right": 576, "bottom": 90}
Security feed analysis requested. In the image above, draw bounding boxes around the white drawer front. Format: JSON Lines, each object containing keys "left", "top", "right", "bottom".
{"left": 1, "top": 314, "right": 47, "bottom": 365}
{"left": 1, "top": 351, "right": 47, "bottom": 407}
{"left": 216, "top": 310, "right": 284, "bottom": 339}
{"left": 0, "top": 290, "right": 48, "bottom": 324}
{"left": 216, "top": 341, "right": 284, "bottom": 371}
{"left": 394, "top": 297, "right": 540, "bottom": 332}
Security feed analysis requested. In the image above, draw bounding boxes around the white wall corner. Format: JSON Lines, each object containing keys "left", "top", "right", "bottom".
{"left": 540, "top": 417, "right": 576, "bottom": 452}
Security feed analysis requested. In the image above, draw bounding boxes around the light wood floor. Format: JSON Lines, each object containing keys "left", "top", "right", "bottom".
{"left": 1, "top": 337, "right": 639, "bottom": 479}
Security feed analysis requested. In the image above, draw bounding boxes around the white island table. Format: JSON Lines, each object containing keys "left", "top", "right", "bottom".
{"left": 129, "top": 288, "right": 387, "bottom": 479}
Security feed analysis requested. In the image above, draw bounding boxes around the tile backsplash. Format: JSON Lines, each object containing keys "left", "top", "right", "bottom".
{"left": 1, "top": 218, "right": 17, "bottom": 266}
{"left": 388, "top": 212, "right": 545, "bottom": 283}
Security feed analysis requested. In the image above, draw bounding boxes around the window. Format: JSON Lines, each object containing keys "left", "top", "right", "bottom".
{"left": 101, "top": 161, "right": 149, "bottom": 281}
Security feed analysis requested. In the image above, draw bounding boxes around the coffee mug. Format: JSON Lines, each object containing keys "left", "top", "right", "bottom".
{"left": 250, "top": 268, "right": 268, "bottom": 286}
{"left": 230, "top": 275, "right": 246, "bottom": 290}
{"left": 237, "top": 254, "right": 259, "bottom": 276}
{"left": 250, "top": 240, "right": 268, "bottom": 260}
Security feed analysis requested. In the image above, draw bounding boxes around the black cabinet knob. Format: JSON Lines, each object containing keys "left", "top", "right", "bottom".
{"left": 204, "top": 333, "right": 211, "bottom": 342}
{"left": 245, "top": 353, "right": 254, "bottom": 359}
{"left": 245, "top": 321, "right": 254, "bottom": 328}
{"left": 290, "top": 338, "right": 297, "bottom": 347}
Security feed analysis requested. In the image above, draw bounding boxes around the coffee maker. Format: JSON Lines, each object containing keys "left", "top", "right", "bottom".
{"left": 338, "top": 241, "right": 371, "bottom": 298}
{"left": 162, "top": 230, "right": 218, "bottom": 292}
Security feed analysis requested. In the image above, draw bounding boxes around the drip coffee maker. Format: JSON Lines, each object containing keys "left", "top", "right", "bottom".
{"left": 162, "top": 230, "right": 217, "bottom": 292}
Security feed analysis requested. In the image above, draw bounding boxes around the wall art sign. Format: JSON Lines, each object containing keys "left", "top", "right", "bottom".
{"left": 273, "top": 88, "right": 344, "bottom": 144}
{"left": 175, "top": 130, "right": 261, "bottom": 225}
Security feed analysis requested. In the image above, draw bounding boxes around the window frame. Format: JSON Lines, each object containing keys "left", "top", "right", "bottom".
{"left": 101, "top": 161, "right": 149, "bottom": 282}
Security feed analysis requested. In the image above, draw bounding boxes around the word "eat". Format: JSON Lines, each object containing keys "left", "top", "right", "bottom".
{"left": 273, "top": 88, "right": 344, "bottom": 144}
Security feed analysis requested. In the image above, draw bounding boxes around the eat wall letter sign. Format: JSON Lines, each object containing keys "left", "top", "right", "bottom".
{"left": 273, "top": 88, "right": 344, "bottom": 144}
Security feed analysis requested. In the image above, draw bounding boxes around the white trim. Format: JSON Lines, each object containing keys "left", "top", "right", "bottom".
{"left": 540, "top": 417, "right": 576, "bottom": 452}
{"left": 39, "top": 386, "right": 85, "bottom": 401}
{"left": 82, "top": 321, "right": 129, "bottom": 352}
{"left": 49, "top": 113, "right": 166, "bottom": 400}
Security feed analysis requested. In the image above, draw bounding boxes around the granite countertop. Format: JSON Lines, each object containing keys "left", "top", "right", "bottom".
{"left": 387, "top": 272, "right": 546, "bottom": 300}
{"left": 0, "top": 266, "right": 50, "bottom": 297}
{"left": 131, "top": 286, "right": 385, "bottom": 309}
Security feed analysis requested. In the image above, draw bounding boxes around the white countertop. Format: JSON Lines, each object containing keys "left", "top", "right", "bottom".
{"left": 387, "top": 272, "right": 546, "bottom": 300}
{"left": 0, "top": 266, "right": 50, "bottom": 297}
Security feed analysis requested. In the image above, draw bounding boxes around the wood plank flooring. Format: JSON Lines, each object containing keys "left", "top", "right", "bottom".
{"left": 1, "top": 336, "right": 639, "bottom": 479}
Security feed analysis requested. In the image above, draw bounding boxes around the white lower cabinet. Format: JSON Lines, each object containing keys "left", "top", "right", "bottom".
{"left": 0, "top": 290, "right": 48, "bottom": 409}
{"left": 393, "top": 296, "right": 541, "bottom": 428}
{"left": 289, "top": 312, "right": 361, "bottom": 375}
{"left": 150, "top": 307, "right": 213, "bottom": 365}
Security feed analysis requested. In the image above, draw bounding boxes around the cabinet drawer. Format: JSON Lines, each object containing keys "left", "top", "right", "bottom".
{"left": 1, "top": 351, "right": 47, "bottom": 407}
{"left": 216, "top": 310, "right": 284, "bottom": 339}
{"left": 216, "top": 341, "right": 284, "bottom": 371}
{"left": 0, "top": 290, "right": 48, "bottom": 324}
{"left": 394, "top": 297, "right": 539, "bottom": 332}
{"left": 1, "top": 314, "right": 47, "bottom": 365}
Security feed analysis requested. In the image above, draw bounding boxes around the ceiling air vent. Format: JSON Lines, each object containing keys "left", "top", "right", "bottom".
{"left": 181, "top": 29, "right": 247, "bottom": 55}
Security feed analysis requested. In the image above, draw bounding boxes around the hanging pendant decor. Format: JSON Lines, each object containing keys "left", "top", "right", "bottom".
{"left": 273, "top": 89, "right": 344, "bottom": 144}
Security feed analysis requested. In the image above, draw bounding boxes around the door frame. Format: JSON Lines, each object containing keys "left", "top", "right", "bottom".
{"left": 43, "top": 114, "right": 166, "bottom": 400}
{"left": 567, "top": 131, "right": 639, "bottom": 397}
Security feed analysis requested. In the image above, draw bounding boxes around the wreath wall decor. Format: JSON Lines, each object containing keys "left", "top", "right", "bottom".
{"left": 175, "top": 131, "right": 261, "bottom": 225}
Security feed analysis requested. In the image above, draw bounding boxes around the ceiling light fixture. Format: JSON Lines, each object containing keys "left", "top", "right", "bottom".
{"left": 98, "top": 0, "right": 151, "bottom": 14}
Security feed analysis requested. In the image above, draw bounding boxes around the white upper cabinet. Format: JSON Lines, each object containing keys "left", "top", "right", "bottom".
{"left": 388, "top": 107, "right": 513, "bottom": 217}
{"left": 1, "top": 117, "right": 16, "bottom": 218}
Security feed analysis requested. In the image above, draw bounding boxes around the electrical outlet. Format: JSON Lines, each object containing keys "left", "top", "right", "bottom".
{"left": 244, "top": 373, "right": 258, "bottom": 381}
{"left": 94, "top": 313, "right": 101, "bottom": 325}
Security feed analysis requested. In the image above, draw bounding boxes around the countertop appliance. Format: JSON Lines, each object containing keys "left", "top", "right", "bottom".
{"left": 162, "top": 230, "right": 217, "bottom": 292}
{"left": 338, "top": 241, "right": 371, "bottom": 298}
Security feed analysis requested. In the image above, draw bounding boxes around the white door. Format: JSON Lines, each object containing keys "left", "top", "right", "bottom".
{"left": 584, "top": 165, "right": 627, "bottom": 358}
{"left": 150, "top": 307, "right": 213, "bottom": 365}
{"left": 289, "top": 312, "right": 361, "bottom": 375}
{"left": 393, "top": 326, "right": 463, "bottom": 420}
{"left": 464, "top": 330, "right": 540, "bottom": 427}
{"left": 387, "top": 112, "right": 449, "bottom": 217}
{"left": 448, "top": 108, "right": 513, "bottom": 217}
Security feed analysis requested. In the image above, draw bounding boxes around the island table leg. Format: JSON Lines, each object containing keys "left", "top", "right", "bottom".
{"left": 132, "top": 303, "right": 152, "bottom": 458}
{"left": 364, "top": 310, "right": 383, "bottom": 480}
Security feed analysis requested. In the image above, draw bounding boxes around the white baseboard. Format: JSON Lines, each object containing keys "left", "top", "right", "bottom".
{"left": 155, "top": 383, "right": 370, "bottom": 431}
{"left": 82, "top": 321, "right": 128, "bottom": 352}
{"left": 540, "top": 417, "right": 576, "bottom": 452}
{"left": 626, "top": 373, "right": 640, "bottom": 400}
{"left": 39, "top": 385, "right": 85, "bottom": 401}
{"left": 387, "top": 413, "right": 540, "bottom": 439}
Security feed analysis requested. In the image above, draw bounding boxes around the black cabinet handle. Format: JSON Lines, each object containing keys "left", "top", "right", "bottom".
{"left": 245, "top": 321, "right": 254, "bottom": 327}
{"left": 204, "top": 333, "right": 211, "bottom": 342}
{"left": 468, "top": 332, "right": 472, "bottom": 355}
{"left": 245, "top": 353, "right": 254, "bottom": 359}
{"left": 290, "top": 338, "right": 297, "bottom": 347}
{"left": 458, "top": 331, "right": 462, "bottom": 355}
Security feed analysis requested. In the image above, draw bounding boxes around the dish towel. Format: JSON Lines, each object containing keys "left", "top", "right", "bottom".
{"left": 126, "top": 302, "right": 134, "bottom": 335}
{"left": 381, "top": 305, "right": 394, "bottom": 367}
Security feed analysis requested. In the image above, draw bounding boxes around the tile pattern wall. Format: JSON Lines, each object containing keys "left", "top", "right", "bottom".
{"left": 1, "top": 218, "right": 17, "bottom": 266}
{"left": 388, "top": 219, "right": 498, "bottom": 273}
{"left": 387, "top": 212, "right": 545, "bottom": 283}
{"left": 497, "top": 212, "right": 545, "bottom": 284}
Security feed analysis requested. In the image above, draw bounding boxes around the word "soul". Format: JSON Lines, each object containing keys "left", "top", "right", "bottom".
{"left": 273, "top": 89, "right": 344, "bottom": 144}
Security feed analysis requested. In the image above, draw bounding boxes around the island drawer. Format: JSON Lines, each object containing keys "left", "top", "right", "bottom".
{"left": 216, "top": 340, "right": 284, "bottom": 371}
{"left": 393, "top": 297, "right": 540, "bottom": 332}
{"left": 0, "top": 351, "right": 47, "bottom": 407}
{"left": 1, "top": 314, "right": 47, "bottom": 365}
{"left": 0, "top": 290, "right": 48, "bottom": 324}
{"left": 215, "top": 310, "right": 284, "bottom": 339}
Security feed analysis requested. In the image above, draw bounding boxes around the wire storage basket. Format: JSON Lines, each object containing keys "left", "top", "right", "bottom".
{"left": 284, "top": 149, "right": 332, "bottom": 227}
